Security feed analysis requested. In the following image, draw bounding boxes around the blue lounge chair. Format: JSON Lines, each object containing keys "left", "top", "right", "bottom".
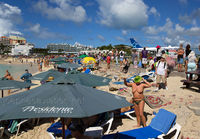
{"left": 102, "top": 109, "right": 181, "bottom": 139}
{"left": 47, "top": 112, "right": 114, "bottom": 138}
{"left": 120, "top": 108, "right": 135, "bottom": 121}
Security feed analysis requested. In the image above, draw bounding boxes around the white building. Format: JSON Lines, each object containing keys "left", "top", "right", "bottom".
{"left": 11, "top": 43, "right": 34, "bottom": 56}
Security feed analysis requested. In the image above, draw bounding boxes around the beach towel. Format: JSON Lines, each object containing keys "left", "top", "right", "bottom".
{"left": 144, "top": 95, "right": 171, "bottom": 109}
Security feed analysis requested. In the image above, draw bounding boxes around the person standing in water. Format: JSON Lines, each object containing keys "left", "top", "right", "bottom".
{"left": 124, "top": 76, "right": 151, "bottom": 127}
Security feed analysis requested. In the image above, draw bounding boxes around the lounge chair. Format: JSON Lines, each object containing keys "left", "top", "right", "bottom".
{"left": 47, "top": 112, "right": 114, "bottom": 138}
{"left": 102, "top": 109, "right": 181, "bottom": 139}
{"left": 120, "top": 108, "right": 135, "bottom": 121}
{"left": 4, "top": 119, "right": 30, "bottom": 137}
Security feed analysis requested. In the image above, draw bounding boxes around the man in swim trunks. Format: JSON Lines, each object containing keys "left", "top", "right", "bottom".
{"left": 124, "top": 76, "right": 151, "bottom": 127}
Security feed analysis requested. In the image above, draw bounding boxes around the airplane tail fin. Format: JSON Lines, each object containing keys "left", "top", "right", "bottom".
{"left": 130, "top": 38, "right": 143, "bottom": 48}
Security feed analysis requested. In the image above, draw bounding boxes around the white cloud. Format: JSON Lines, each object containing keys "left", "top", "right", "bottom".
{"left": 122, "top": 30, "right": 128, "bottom": 35}
{"left": 175, "top": 24, "right": 184, "bottom": 32}
{"left": 144, "top": 18, "right": 173, "bottom": 35}
{"left": 116, "top": 36, "right": 125, "bottom": 42}
{"left": 179, "top": 8, "right": 200, "bottom": 24}
{"left": 149, "top": 7, "right": 160, "bottom": 17}
{"left": 29, "top": 23, "right": 70, "bottom": 40}
{"left": 29, "top": 23, "right": 40, "bottom": 33}
{"left": 0, "top": 3, "right": 22, "bottom": 36}
{"left": 34, "top": 0, "right": 87, "bottom": 23}
{"left": 97, "top": 35, "right": 105, "bottom": 42}
{"left": 144, "top": 17, "right": 200, "bottom": 46}
{"left": 143, "top": 26, "right": 158, "bottom": 35}
{"left": 179, "top": 0, "right": 187, "bottom": 4}
{"left": 97, "top": 0, "right": 148, "bottom": 29}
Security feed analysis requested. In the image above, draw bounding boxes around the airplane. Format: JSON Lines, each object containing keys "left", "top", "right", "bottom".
{"left": 130, "top": 38, "right": 179, "bottom": 51}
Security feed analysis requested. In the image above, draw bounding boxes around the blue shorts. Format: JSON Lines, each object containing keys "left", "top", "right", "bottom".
{"left": 178, "top": 58, "right": 184, "bottom": 64}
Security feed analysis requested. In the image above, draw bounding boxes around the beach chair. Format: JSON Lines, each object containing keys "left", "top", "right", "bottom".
{"left": 47, "top": 112, "right": 114, "bottom": 138}
{"left": 4, "top": 119, "right": 30, "bottom": 137}
{"left": 102, "top": 109, "right": 181, "bottom": 139}
{"left": 120, "top": 108, "right": 135, "bottom": 121}
{"left": 0, "top": 127, "right": 4, "bottom": 138}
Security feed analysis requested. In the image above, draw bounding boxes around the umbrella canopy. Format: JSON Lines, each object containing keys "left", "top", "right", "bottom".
{"left": 50, "top": 57, "right": 67, "bottom": 62}
{"left": 0, "top": 82, "right": 132, "bottom": 120}
{"left": 53, "top": 71, "right": 111, "bottom": 87}
{"left": 0, "top": 80, "right": 36, "bottom": 90}
{"left": 0, "top": 79, "right": 36, "bottom": 97}
{"left": 54, "top": 61, "right": 68, "bottom": 65}
{"left": 57, "top": 63, "right": 81, "bottom": 69}
{"left": 30, "top": 69, "right": 65, "bottom": 81}
{"left": 78, "top": 55, "right": 88, "bottom": 58}
{"left": 81, "top": 57, "right": 96, "bottom": 64}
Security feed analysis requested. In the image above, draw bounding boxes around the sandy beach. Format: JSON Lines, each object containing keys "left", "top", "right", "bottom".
{"left": 0, "top": 61, "right": 198, "bottom": 139}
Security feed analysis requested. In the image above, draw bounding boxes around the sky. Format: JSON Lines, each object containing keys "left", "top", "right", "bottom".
{"left": 0, "top": 0, "right": 200, "bottom": 50}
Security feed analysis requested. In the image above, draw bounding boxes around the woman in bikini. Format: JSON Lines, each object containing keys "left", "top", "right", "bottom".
{"left": 124, "top": 76, "right": 151, "bottom": 127}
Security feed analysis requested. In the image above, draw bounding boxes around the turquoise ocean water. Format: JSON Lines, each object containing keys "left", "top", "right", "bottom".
{"left": 0, "top": 64, "right": 38, "bottom": 80}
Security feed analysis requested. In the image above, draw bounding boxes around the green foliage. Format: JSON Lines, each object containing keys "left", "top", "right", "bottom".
{"left": 97, "top": 44, "right": 113, "bottom": 50}
{"left": 31, "top": 48, "right": 49, "bottom": 55}
{"left": 0, "top": 43, "right": 11, "bottom": 55}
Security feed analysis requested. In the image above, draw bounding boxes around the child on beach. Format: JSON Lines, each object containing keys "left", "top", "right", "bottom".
{"left": 155, "top": 56, "right": 168, "bottom": 91}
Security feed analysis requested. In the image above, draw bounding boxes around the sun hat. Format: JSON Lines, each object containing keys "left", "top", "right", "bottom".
{"left": 46, "top": 76, "right": 54, "bottom": 82}
{"left": 156, "top": 45, "right": 161, "bottom": 49}
{"left": 133, "top": 76, "right": 142, "bottom": 83}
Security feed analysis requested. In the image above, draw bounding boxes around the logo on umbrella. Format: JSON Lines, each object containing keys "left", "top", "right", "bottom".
{"left": 22, "top": 106, "right": 74, "bottom": 114}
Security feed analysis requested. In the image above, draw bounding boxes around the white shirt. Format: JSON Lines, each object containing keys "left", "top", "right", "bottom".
{"left": 156, "top": 49, "right": 162, "bottom": 57}
{"left": 156, "top": 61, "right": 167, "bottom": 75}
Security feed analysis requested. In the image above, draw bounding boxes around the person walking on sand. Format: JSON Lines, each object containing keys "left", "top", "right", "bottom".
{"left": 20, "top": 69, "right": 32, "bottom": 90}
{"left": 124, "top": 76, "right": 151, "bottom": 127}
{"left": 154, "top": 56, "right": 168, "bottom": 91}
{"left": 106, "top": 54, "right": 111, "bottom": 69}
{"left": 132, "top": 50, "right": 138, "bottom": 68}
{"left": 115, "top": 49, "right": 119, "bottom": 65}
{"left": 177, "top": 44, "right": 184, "bottom": 72}
{"left": 141, "top": 47, "right": 148, "bottom": 68}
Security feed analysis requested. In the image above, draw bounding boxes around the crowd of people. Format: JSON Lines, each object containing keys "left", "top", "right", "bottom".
{"left": 1, "top": 44, "right": 200, "bottom": 138}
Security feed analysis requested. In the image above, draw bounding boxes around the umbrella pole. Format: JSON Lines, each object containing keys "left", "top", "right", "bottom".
{"left": 1, "top": 90, "right": 3, "bottom": 98}
{"left": 62, "top": 118, "right": 65, "bottom": 139}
